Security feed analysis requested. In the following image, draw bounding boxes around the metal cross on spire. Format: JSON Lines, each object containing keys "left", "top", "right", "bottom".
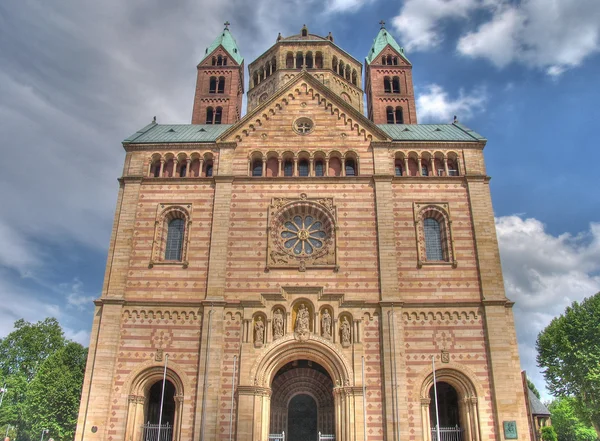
{"left": 224, "top": 21, "right": 230, "bottom": 30}
{"left": 379, "top": 20, "right": 385, "bottom": 29}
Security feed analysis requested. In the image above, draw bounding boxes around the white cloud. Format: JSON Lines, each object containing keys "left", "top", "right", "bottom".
{"left": 416, "top": 84, "right": 487, "bottom": 122}
{"left": 393, "top": 0, "right": 600, "bottom": 75}
{"left": 326, "top": 0, "right": 375, "bottom": 13}
{"left": 496, "top": 216, "right": 600, "bottom": 399}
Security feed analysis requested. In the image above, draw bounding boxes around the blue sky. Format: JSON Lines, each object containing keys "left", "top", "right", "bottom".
{"left": 1, "top": 0, "right": 599, "bottom": 400}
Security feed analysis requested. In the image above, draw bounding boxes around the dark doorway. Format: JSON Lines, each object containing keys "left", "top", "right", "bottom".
{"left": 429, "top": 381, "right": 460, "bottom": 427}
{"left": 147, "top": 380, "right": 176, "bottom": 426}
{"left": 288, "top": 394, "right": 318, "bottom": 441}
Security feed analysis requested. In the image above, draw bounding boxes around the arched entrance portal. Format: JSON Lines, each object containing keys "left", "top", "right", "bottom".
{"left": 270, "top": 360, "right": 334, "bottom": 441}
{"left": 145, "top": 380, "right": 176, "bottom": 441}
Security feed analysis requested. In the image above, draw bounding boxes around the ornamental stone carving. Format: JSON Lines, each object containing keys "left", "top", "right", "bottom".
{"left": 273, "top": 309, "right": 284, "bottom": 339}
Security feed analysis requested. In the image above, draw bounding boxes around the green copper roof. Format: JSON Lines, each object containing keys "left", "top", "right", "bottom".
{"left": 201, "top": 28, "right": 243, "bottom": 65}
{"left": 377, "top": 123, "right": 486, "bottom": 142}
{"left": 123, "top": 123, "right": 232, "bottom": 144}
{"left": 366, "top": 27, "right": 409, "bottom": 65}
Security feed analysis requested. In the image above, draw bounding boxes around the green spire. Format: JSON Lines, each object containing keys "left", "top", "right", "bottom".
{"left": 201, "top": 22, "right": 244, "bottom": 65}
{"left": 365, "top": 22, "right": 409, "bottom": 65}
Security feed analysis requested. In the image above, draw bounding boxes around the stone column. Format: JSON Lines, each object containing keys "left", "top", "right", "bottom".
{"left": 417, "top": 156, "right": 423, "bottom": 176}
{"left": 278, "top": 158, "right": 283, "bottom": 177}
{"left": 341, "top": 158, "right": 346, "bottom": 177}
{"left": 199, "top": 159, "right": 205, "bottom": 178}
{"left": 309, "top": 158, "right": 314, "bottom": 176}
{"left": 404, "top": 157, "right": 409, "bottom": 177}
{"left": 262, "top": 158, "right": 267, "bottom": 177}
{"left": 159, "top": 159, "right": 165, "bottom": 177}
{"left": 294, "top": 158, "right": 298, "bottom": 177}
{"left": 185, "top": 158, "right": 191, "bottom": 178}
{"left": 421, "top": 398, "right": 431, "bottom": 441}
{"left": 174, "top": 394, "right": 184, "bottom": 441}
{"left": 430, "top": 157, "right": 435, "bottom": 177}
{"left": 325, "top": 158, "right": 330, "bottom": 177}
{"left": 443, "top": 157, "right": 449, "bottom": 177}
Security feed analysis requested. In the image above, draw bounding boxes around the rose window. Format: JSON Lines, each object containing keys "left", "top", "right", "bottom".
{"left": 281, "top": 215, "right": 327, "bottom": 255}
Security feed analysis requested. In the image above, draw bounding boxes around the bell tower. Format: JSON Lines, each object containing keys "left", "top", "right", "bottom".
{"left": 191, "top": 22, "right": 244, "bottom": 125}
{"left": 365, "top": 21, "right": 417, "bottom": 124}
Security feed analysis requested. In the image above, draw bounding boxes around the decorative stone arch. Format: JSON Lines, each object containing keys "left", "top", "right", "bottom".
{"left": 123, "top": 360, "right": 190, "bottom": 441}
{"left": 150, "top": 204, "right": 192, "bottom": 268}
{"left": 415, "top": 363, "right": 483, "bottom": 441}
{"left": 242, "top": 334, "right": 359, "bottom": 441}
{"left": 148, "top": 153, "right": 162, "bottom": 177}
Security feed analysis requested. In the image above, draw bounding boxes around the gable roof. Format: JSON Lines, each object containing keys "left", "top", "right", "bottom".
{"left": 123, "top": 122, "right": 231, "bottom": 144}
{"left": 200, "top": 28, "right": 243, "bottom": 65}
{"left": 217, "top": 70, "right": 390, "bottom": 142}
{"left": 366, "top": 27, "right": 410, "bottom": 65}
{"left": 379, "top": 123, "right": 486, "bottom": 142}
{"left": 528, "top": 389, "right": 551, "bottom": 416}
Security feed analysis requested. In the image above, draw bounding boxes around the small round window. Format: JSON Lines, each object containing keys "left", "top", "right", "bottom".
{"left": 293, "top": 117, "right": 314, "bottom": 135}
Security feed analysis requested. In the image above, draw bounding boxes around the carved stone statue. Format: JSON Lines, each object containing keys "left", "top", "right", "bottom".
{"left": 273, "top": 309, "right": 284, "bottom": 339}
{"left": 254, "top": 317, "right": 264, "bottom": 344}
{"left": 295, "top": 304, "right": 310, "bottom": 333}
{"left": 341, "top": 317, "right": 351, "bottom": 345}
{"left": 321, "top": 309, "right": 332, "bottom": 339}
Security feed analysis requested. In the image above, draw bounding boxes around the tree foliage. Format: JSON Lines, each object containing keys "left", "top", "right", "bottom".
{"left": 542, "top": 426, "right": 558, "bottom": 441}
{"left": 548, "top": 397, "right": 599, "bottom": 441}
{"left": 528, "top": 377, "right": 541, "bottom": 399}
{"left": 537, "top": 292, "right": 600, "bottom": 437}
{"left": 0, "top": 318, "right": 87, "bottom": 441}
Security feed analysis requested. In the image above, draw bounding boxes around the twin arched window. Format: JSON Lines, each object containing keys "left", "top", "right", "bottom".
{"left": 386, "top": 106, "right": 404, "bottom": 124}
{"left": 383, "top": 76, "right": 401, "bottom": 93}
{"left": 209, "top": 76, "right": 225, "bottom": 93}
{"left": 206, "top": 107, "right": 222, "bottom": 124}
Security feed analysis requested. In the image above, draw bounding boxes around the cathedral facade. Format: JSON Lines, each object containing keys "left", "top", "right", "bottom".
{"left": 75, "top": 23, "right": 531, "bottom": 441}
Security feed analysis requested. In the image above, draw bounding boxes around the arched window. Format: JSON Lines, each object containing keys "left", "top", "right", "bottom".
{"left": 205, "top": 162, "right": 213, "bottom": 177}
{"left": 211, "top": 57, "right": 216, "bottom": 66}
{"left": 284, "top": 160, "right": 293, "bottom": 177}
{"left": 298, "top": 159, "right": 309, "bottom": 177}
{"left": 387, "top": 55, "right": 392, "bottom": 65}
{"left": 296, "top": 52, "right": 303, "bottom": 69}
{"left": 217, "top": 55, "right": 223, "bottom": 66}
{"left": 392, "top": 76, "right": 400, "bottom": 93}
{"left": 352, "top": 70, "right": 357, "bottom": 86}
{"left": 217, "top": 76, "right": 225, "bottom": 93}
{"left": 384, "top": 77, "right": 391, "bottom": 93}
{"left": 151, "top": 161, "right": 161, "bottom": 177}
{"left": 332, "top": 57, "right": 338, "bottom": 73}
{"left": 422, "top": 163, "right": 429, "bottom": 176}
{"left": 286, "top": 52, "right": 294, "bottom": 68}
{"left": 179, "top": 163, "right": 186, "bottom": 177}
{"left": 395, "top": 107, "right": 404, "bottom": 124}
{"left": 223, "top": 57, "right": 227, "bottom": 66}
{"left": 165, "top": 218, "right": 185, "bottom": 260}
{"left": 302, "top": 27, "right": 308, "bottom": 37}
{"left": 315, "top": 160, "right": 324, "bottom": 177}
{"left": 315, "top": 52, "right": 323, "bottom": 68}
{"left": 209, "top": 76, "right": 217, "bottom": 93}
{"left": 306, "top": 52, "right": 313, "bottom": 68}
{"left": 345, "top": 159, "right": 356, "bottom": 176}
{"left": 339, "top": 61, "right": 344, "bottom": 76}
{"left": 206, "top": 107, "right": 214, "bottom": 124}
{"left": 386, "top": 107, "right": 394, "bottom": 124}
{"left": 272, "top": 57, "right": 277, "bottom": 72}
{"left": 252, "top": 159, "right": 263, "bottom": 177}
{"left": 382, "top": 56, "right": 387, "bottom": 65}
{"left": 253, "top": 72, "right": 259, "bottom": 86}
{"left": 393, "top": 57, "right": 399, "bottom": 65}
{"left": 345, "top": 68, "right": 350, "bottom": 81}
{"left": 329, "top": 157, "right": 341, "bottom": 176}
{"left": 423, "top": 218, "right": 443, "bottom": 261}
{"left": 395, "top": 161, "right": 403, "bottom": 176}
{"left": 214, "top": 107, "right": 222, "bottom": 124}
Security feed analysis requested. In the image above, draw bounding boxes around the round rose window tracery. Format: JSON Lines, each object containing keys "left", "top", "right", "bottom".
{"left": 281, "top": 215, "right": 327, "bottom": 255}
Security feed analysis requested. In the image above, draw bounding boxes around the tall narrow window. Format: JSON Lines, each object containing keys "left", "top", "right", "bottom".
{"left": 387, "top": 107, "right": 394, "bottom": 124}
{"left": 206, "top": 107, "right": 214, "bottom": 124}
{"left": 179, "top": 164, "right": 186, "bottom": 177}
{"left": 393, "top": 57, "right": 399, "bottom": 65}
{"left": 424, "top": 218, "right": 443, "bottom": 261}
{"left": 152, "top": 162, "right": 160, "bottom": 177}
{"left": 315, "top": 161, "right": 324, "bottom": 177}
{"left": 422, "top": 164, "right": 429, "bottom": 176}
{"left": 298, "top": 159, "right": 309, "bottom": 177}
{"left": 345, "top": 159, "right": 356, "bottom": 176}
{"left": 212, "top": 57, "right": 217, "bottom": 66}
{"left": 209, "top": 77, "right": 217, "bottom": 93}
{"left": 217, "top": 55, "right": 223, "bottom": 66}
{"left": 284, "top": 160, "right": 293, "bottom": 177}
{"left": 165, "top": 218, "right": 185, "bottom": 260}
{"left": 286, "top": 52, "right": 294, "bottom": 68}
{"left": 395, "top": 162, "right": 402, "bottom": 176}
{"left": 384, "top": 77, "right": 391, "bottom": 93}
{"left": 306, "top": 53, "right": 313, "bottom": 68}
{"left": 214, "top": 107, "right": 222, "bottom": 124}
{"left": 387, "top": 55, "right": 392, "bottom": 65}
{"left": 296, "top": 52, "right": 303, "bottom": 69}
{"left": 205, "top": 162, "right": 213, "bottom": 177}
{"left": 217, "top": 76, "right": 225, "bottom": 93}
{"left": 395, "top": 107, "right": 404, "bottom": 124}
{"left": 223, "top": 57, "right": 227, "bottom": 66}
{"left": 252, "top": 160, "right": 263, "bottom": 177}
{"left": 392, "top": 77, "right": 400, "bottom": 93}
{"left": 382, "top": 56, "right": 387, "bottom": 65}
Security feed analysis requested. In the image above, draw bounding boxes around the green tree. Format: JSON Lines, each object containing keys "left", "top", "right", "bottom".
{"left": 537, "top": 292, "right": 600, "bottom": 437}
{"left": 0, "top": 318, "right": 66, "bottom": 380}
{"left": 548, "top": 397, "right": 598, "bottom": 441}
{"left": 541, "top": 426, "right": 558, "bottom": 441}
{"left": 22, "top": 342, "right": 87, "bottom": 441}
{"left": 528, "top": 377, "right": 541, "bottom": 399}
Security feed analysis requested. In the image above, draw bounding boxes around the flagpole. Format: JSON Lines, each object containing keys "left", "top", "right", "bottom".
{"left": 157, "top": 353, "right": 169, "bottom": 441}
{"left": 432, "top": 356, "right": 441, "bottom": 441}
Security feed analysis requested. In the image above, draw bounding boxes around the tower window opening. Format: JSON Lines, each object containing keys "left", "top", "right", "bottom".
{"left": 165, "top": 219, "right": 185, "bottom": 261}
{"left": 179, "top": 164, "right": 186, "bottom": 177}
{"left": 384, "top": 76, "right": 392, "bottom": 93}
{"left": 252, "top": 159, "right": 263, "bottom": 177}
{"left": 387, "top": 55, "right": 392, "bottom": 65}
{"left": 422, "top": 163, "right": 429, "bottom": 176}
{"left": 286, "top": 52, "right": 294, "bottom": 68}
{"left": 253, "top": 72, "right": 259, "bottom": 87}
{"left": 315, "top": 52, "right": 323, "bottom": 68}
{"left": 296, "top": 52, "right": 303, "bottom": 69}
{"left": 395, "top": 161, "right": 403, "bottom": 176}
{"left": 205, "top": 162, "right": 213, "bottom": 177}
{"left": 306, "top": 53, "right": 313, "bottom": 69}
{"left": 209, "top": 76, "right": 217, "bottom": 93}
{"left": 339, "top": 61, "right": 344, "bottom": 76}
{"left": 332, "top": 56, "right": 338, "bottom": 73}
{"left": 392, "top": 76, "right": 400, "bottom": 93}
{"left": 206, "top": 107, "right": 214, "bottom": 124}
{"left": 272, "top": 57, "right": 277, "bottom": 72}
{"left": 298, "top": 159, "right": 309, "bottom": 177}
{"left": 223, "top": 57, "right": 227, "bottom": 66}
{"left": 214, "top": 107, "right": 222, "bottom": 124}
{"left": 386, "top": 107, "right": 394, "bottom": 124}
{"left": 395, "top": 107, "right": 404, "bottom": 124}
{"left": 211, "top": 56, "right": 217, "bottom": 66}
{"left": 352, "top": 70, "right": 357, "bottom": 86}
{"left": 382, "top": 56, "right": 387, "bottom": 65}
{"left": 151, "top": 161, "right": 161, "bottom": 178}
{"left": 217, "top": 55, "right": 223, "bottom": 66}
{"left": 393, "top": 56, "right": 399, "bottom": 65}
{"left": 302, "top": 27, "right": 308, "bottom": 37}
{"left": 217, "top": 76, "right": 225, "bottom": 93}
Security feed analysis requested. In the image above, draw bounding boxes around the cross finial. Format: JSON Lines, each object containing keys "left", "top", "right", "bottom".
{"left": 224, "top": 21, "right": 230, "bottom": 30}
{"left": 379, "top": 20, "right": 385, "bottom": 29}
